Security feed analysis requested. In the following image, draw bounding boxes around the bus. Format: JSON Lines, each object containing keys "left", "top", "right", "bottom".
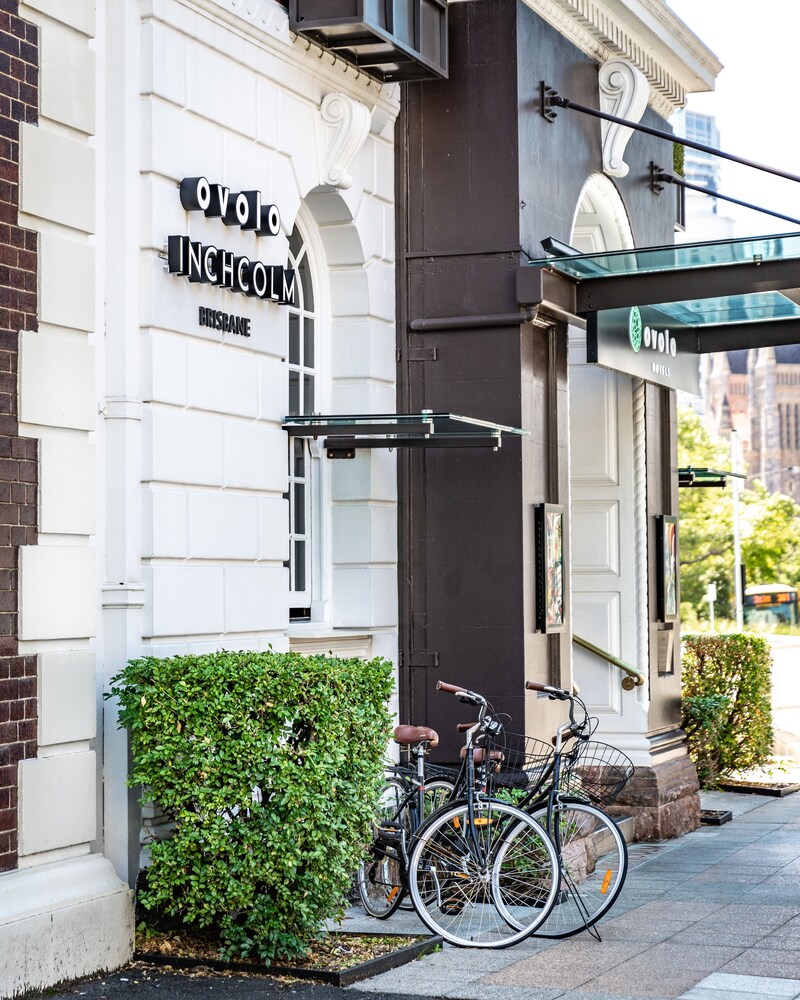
{"left": 743, "top": 584, "right": 800, "bottom": 627}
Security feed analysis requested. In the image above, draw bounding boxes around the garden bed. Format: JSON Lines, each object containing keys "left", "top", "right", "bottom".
{"left": 717, "top": 778, "right": 800, "bottom": 797}
{"left": 134, "top": 928, "right": 443, "bottom": 987}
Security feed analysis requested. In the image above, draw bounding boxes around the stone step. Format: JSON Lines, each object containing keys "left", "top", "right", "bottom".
{"left": 614, "top": 813, "right": 636, "bottom": 843}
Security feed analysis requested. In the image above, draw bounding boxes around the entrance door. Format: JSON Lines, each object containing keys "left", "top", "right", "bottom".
{"left": 568, "top": 174, "right": 648, "bottom": 747}
{"left": 569, "top": 333, "right": 641, "bottom": 735}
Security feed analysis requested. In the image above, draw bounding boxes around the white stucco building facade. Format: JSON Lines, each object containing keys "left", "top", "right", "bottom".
{"left": 1, "top": 2, "right": 399, "bottom": 994}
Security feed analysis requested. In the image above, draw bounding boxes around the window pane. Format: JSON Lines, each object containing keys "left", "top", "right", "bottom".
{"left": 294, "top": 484, "right": 305, "bottom": 534}
{"left": 420, "top": 0, "right": 442, "bottom": 61}
{"left": 294, "top": 540, "right": 306, "bottom": 592}
{"left": 289, "top": 372, "right": 300, "bottom": 415}
{"left": 393, "top": 0, "right": 413, "bottom": 44}
{"left": 299, "top": 258, "right": 314, "bottom": 312}
{"left": 304, "top": 317, "right": 315, "bottom": 367}
{"left": 289, "top": 227, "right": 302, "bottom": 259}
{"left": 365, "top": 0, "right": 386, "bottom": 28}
{"left": 293, "top": 438, "right": 305, "bottom": 477}
{"left": 289, "top": 314, "right": 300, "bottom": 365}
{"left": 304, "top": 374, "right": 315, "bottom": 413}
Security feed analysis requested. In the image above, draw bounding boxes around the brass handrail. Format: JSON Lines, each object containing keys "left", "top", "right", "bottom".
{"left": 572, "top": 634, "right": 646, "bottom": 689}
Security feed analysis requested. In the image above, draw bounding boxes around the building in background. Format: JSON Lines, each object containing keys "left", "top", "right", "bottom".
{"left": 678, "top": 112, "right": 800, "bottom": 499}
{"left": 0, "top": 0, "right": 737, "bottom": 994}
{"left": 674, "top": 109, "right": 736, "bottom": 242}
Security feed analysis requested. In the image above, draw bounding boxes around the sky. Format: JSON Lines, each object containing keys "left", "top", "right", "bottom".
{"left": 665, "top": 0, "right": 800, "bottom": 237}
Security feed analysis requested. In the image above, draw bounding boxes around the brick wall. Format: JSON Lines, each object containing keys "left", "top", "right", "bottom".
{"left": 0, "top": 0, "right": 38, "bottom": 874}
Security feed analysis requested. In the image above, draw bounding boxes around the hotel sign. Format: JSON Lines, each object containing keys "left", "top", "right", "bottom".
{"left": 587, "top": 305, "right": 700, "bottom": 394}
{"left": 167, "top": 177, "right": 296, "bottom": 306}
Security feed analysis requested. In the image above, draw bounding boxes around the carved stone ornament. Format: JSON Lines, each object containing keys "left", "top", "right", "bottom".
{"left": 320, "top": 92, "right": 372, "bottom": 190}
{"left": 598, "top": 59, "right": 649, "bottom": 178}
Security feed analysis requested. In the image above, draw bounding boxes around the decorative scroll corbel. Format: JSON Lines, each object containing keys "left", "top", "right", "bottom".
{"left": 320, "top": 92, "right": 371, "bottom": 190}
{"left": 598, "top": 59, "right": 649, "bottom": 178}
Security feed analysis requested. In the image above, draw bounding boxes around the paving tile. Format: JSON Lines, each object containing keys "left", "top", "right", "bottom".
{"left": 594, "top": 915, "right": 695, "bottom": 943}
{"left": 719, "top": 950, "right": 800, "bottom": 979}
{"left": 690, "top": 870, "right": 771, "bottom": 885}
{"left": 441, "top": 986, "right": 566, "bottom": 1000}
{"left": 658, "top": 889, "right": 749, "bottom": 904}
{"left": 740, "top": 885, "right": 800, "bottom": 904}
{"left": 575, "top": 943, "right": 744, "bottom": 999}
{"left": 482, "top": 940, "right": 650, "bottom": 990}
{"left": 711, "top": 902, "right": 800, "bottom": 928}
{"left": 679, "top": 990, "right": 794, "bottom": 1000}
{"left": 667, "top": 927, "right": 766, "bottom": 948}
{"left": 685, "top": 971, "right": 800, "bottom": 995}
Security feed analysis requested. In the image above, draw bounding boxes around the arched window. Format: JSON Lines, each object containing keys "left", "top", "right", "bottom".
{"left": 287, "top": 226, "right": 317, "bottom": 616}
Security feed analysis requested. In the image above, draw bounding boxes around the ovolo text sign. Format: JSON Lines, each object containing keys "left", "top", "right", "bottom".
{"left": 586, "top": 304, "right": 700, "bottom": 395}
{"left": 167, "top": 176, "right": 296, "bottom": 306}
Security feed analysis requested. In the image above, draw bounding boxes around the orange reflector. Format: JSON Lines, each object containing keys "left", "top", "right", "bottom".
{"left": 600, "top": 869, "right": 613, "bottom": 895}
{"left": 387, "top": 887, "right": 399, "bottom": 902}
{"left": 452, "top": 817, "right": 461, "bottom": 829}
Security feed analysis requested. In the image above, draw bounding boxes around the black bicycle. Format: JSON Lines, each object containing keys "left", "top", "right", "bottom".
{"left": 356, "top": 724, "right": 456, "bottom": 918}
{"left": 359, "top": 682, "right": 562, "bottom": 948}
{"left": 488, "top": 680, "right": 632, "bottom": 939}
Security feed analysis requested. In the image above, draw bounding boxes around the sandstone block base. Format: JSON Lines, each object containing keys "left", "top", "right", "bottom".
{"left": 608, "top": 755, "right": 701, "bottom": 841}
{"left": 0, "top": 855, "right": 134, "bottom": 998}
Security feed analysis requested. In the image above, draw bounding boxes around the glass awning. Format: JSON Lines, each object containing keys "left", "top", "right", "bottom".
{"left": 283, "top": 412, "right": 528, "bottom": 458}
{"left": 531, "top": 231, "right": 800, "bottom": 280}
{"left": 678, "top": 467, "right": 748, "bottom": 488}
{"left": 527, "top": 231, "right": 800, "bottom": 347}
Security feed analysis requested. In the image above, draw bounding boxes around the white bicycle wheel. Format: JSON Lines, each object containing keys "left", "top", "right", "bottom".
{"left": 408, "top": 799, "right": 559, "bottom": 948}
{"left": 397, "top": 777, "right": 455, "bottom": 910}
{"left": 357, "top": 779, "right": 409, "bottom": 918}
{"left": 501, "top": 801, "right": 628, "bottom": 938}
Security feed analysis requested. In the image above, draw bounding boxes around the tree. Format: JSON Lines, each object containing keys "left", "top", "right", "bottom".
{"left": 677, "top": 407, "right": 800, "bottom": 622}
{"left": 677, "top": 409, "right": 733, "bottom": 618}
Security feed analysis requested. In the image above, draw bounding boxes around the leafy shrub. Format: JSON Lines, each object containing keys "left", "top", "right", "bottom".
{"left": 108, "top": 649, "right": 393, "bottom": 963}
{"left": 681, "top": 634, "right": 773, "bottom": 787}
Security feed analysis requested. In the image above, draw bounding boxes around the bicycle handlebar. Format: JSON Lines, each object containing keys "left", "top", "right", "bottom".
{"left": 436, "top": 680, "right": 487, "bottom": 708}
{"left": 525, "top": 680, "right": 587, "bottom": 735}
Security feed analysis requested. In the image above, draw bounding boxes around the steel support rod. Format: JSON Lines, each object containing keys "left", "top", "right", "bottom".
{"left": 543, "top": 86, "right": 800, "bottom": 187}
{"left": 659, "top": 171, "right": 800, "bottom": 228}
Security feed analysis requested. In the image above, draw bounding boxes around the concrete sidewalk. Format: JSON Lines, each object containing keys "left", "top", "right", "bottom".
{"left": 337, "top": 789, "right": 800, "bottom": 1000}
{"left": 36, "top": 789, "right": 800, "bottom": 1000}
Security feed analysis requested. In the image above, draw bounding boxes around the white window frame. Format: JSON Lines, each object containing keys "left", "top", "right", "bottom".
{"left": 286, "top": 220, "right": 330, "bottom": 621}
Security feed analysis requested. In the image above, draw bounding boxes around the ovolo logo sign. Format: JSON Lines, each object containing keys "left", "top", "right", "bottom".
{"left": 167, "top": 176, "right": 297, "bottom": 306}
{"left": 587, "top": 304, "right": 699, "bottom": 394}
{"left": 628, "top": 306, "right": 643, "bottom": 352}
{"left": 628, "top": 306, "right": 677, "bottom": 358}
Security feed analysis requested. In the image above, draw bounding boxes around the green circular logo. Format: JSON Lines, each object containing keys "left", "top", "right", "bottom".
{"left": 629, "top": 307, "right": 642, "bottom": 353}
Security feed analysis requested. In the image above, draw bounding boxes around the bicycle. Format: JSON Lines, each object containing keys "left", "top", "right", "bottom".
{"left": 404, "top": 681, "right": 561, "bottom": 948}
{"left": 357, "top": 724, "right": 456, "bottom": 918}
{"left": 488, "top": 680, "right": 632, "bottom": 939}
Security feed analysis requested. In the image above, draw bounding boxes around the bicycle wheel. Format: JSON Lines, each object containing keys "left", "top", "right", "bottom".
{"left": 408, "top": 799, "right": 559, "bottom": 948}
{"left": 397, "top": 778, "right": 455, "bottom": 911}
{"left": 527, "top": 800, "right": 628, "bottom": 938}
{"left": 357, "top": 779, "right": 409, "bottom": 918}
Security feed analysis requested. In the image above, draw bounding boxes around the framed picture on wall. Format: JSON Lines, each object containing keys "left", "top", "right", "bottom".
{"left": 535, "top": 503, "right": 566, "bottom": 633}
{"left": 656, "top": 514, "right": 679, "bottom": 622}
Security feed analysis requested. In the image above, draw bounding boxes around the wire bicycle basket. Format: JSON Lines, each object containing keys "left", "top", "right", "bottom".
{"left": 560, "top": 740, "right": 634, "bottom": 806}
{"left": 485, "top": 731, "right": 556, "bottom": 793}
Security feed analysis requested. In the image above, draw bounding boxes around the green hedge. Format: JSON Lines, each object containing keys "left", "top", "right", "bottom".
{"left": 108, "top": 649, "right": 393, "bottom": 962}
{"left": 681, "top": 634, "right": 773, "bottom": 787}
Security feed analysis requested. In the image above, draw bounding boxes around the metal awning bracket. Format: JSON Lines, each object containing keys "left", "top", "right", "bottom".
{"left": 540, "top": 82, "right": 563, "bottom": 123}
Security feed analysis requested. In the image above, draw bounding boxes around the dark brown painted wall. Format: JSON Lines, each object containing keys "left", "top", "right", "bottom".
{"left": 398, "top": 0, "right": 526, "bottom": 753}
{"left": 0, "top": 0, "right": 38, "bottom": 874}
{"left": 398, "top": 0, "right": 679, "bottom": 754}
{"left": 515, "top": 4, "right": 677, "bottom": 253}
